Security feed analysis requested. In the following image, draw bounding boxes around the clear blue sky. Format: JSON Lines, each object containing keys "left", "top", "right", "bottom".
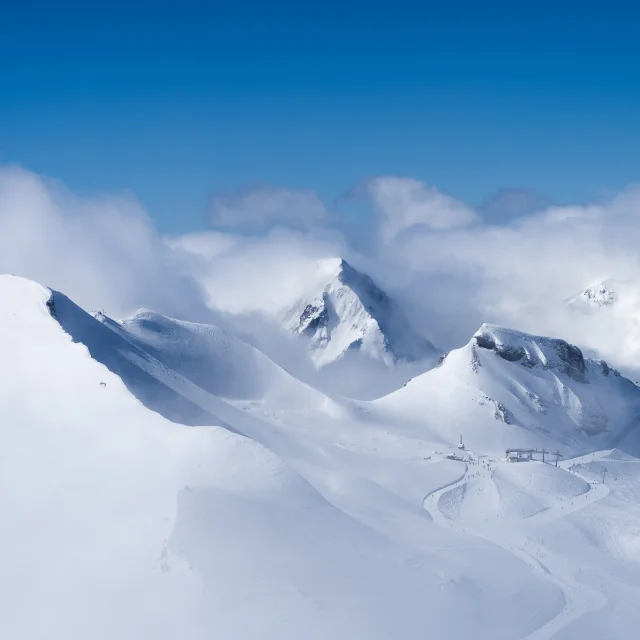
{"left": 1, "top": 1, "right": 639, "bottom": 232}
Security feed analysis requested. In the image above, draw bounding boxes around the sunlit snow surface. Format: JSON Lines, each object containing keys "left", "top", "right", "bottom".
{"left": 2, "top": 275, "right": 640, "bottom": 639}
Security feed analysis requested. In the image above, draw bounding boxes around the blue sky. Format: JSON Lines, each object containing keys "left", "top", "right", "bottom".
{"left": 1, "top": 1, "right": 639, "bottom": 232}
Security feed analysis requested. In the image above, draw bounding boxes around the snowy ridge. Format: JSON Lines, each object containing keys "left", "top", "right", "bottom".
{"left": 50, "top": 290, "right": 333, "bottom": 430}
{"left": 113, "top": 308, "right": 329, "bottom": 410}
{"left": 285, "top": 258, "right": 439, "bottom": 368}
{"left": 378, "top": 323, "right": 640, "bottom": 455}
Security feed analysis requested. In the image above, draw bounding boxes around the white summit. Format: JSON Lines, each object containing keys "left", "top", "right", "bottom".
{"left": 568, "top": 278, "right": 619, "bottom": 311}
{"left": 377, "top": 323, "right": 640, "bottom": 455}
{"left": 284, "top": 258, "right": 439, "bottom": 368}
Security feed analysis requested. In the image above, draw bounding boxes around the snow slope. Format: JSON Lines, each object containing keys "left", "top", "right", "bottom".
{"left": 1, "top": 275, "right": 579, "bottom": 640}
{"left": 377, "top": 323, "right": 640, "bottom": 456}
{"left": 104, "top": 307, "right": 328, "bottom": 411}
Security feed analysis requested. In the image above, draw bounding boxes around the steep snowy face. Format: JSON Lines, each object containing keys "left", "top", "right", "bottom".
{"left": 568, "top": 279, "right": 618, "bottom": 311}
{"left": 472, "top": 324, "right": 593, "bottom": 384}
{"left": 285, "top": 258, "right": 438, "bottom": 368}
{"left": 379, "top": 323, "right": 640, "bottom": 455}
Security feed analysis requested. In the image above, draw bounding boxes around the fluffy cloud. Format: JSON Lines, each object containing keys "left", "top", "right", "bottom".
{"left": 211, "top": 184, "right": 327, "bottom": 231}
{"left": 378, "top": 185, "right": 640, "bottom": 371}
{"left": 0, "top": 165, "right": 211, "bottom": 320}
{"left": 358, "top": 176, "right": 479, "bottom": 242}
{"left": 172, "top": 227, "right": 348, "bottom": 315}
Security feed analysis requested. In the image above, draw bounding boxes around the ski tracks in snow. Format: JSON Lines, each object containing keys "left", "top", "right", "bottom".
{"left": 423, "top": 456, "right": 610, "bottom": 639}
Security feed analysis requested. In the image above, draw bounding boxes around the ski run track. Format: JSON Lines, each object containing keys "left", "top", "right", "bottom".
{"left": 423, "top": 451, "right": 613, "bottom": 639}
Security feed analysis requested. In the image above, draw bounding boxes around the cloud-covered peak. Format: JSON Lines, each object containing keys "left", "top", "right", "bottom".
{"left": 568, "top": 279, "right": 619, "bottom": 310}
{"left": 286, "top": 258, "right": 439, "bottom": 369}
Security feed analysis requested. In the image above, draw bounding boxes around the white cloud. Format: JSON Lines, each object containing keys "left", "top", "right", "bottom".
{"left": 211, "top": 184, "right": 327, "bottom": 230}
{"left": 0, "top": 165, "right": 211, "bottom": 320}
{"left": 173, "top": 226, "right": 348, "bottom": 315}
{"left": 360, "top": 176, "right": 479, "bottom": 242}
{"left": 378, "top": 185, "right": 640, "bottom": 372}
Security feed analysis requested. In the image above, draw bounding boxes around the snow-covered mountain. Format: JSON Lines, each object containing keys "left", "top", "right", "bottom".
{"left": 284, "top": 258, "right": 439, "bottom": 368}
{"left": 568, "top": 278, "right": 619, "bottom": 311}
{"left": 377, "top": 323, "right": 640, "bottom": 455}
{"left": 105, "top": 307, "right": 329, "bottom": 411}
{"left": 5, "top": 273, "right": 640, "bottom": 639}
{"left": 2, "top": 274, "right": 570, "bottom": 639}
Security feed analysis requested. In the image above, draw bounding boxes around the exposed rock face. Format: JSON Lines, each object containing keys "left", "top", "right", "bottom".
{"left": 45, "top": 295, "right": 57, "bottom": 320}
{"left": 474, "top": 325, "right": 589, "bottom": 383}
{"left": 380, "top": 321, "right": 640, "bottom": 451}
{"left": 298, "top": 296, "right": 330, "bottom": 340}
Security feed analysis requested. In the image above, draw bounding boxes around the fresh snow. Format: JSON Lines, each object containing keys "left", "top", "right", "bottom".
{"left": 3, "top": 274, "right": 640, "bottom": 639}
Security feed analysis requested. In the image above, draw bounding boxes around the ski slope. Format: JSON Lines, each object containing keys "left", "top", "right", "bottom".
{"left": 423, "top": 455, "right": 609, "bottom": 639}
{"left": 2, "top": 274, "right": 640, "bottom": 639}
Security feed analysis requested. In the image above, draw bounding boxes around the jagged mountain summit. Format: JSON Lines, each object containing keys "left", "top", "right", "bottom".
{"left": 285, "top": 258, "right": 439, "bottom": 368}
{"left": 377, "top": 323, "right": 640, "bottom": 455}
{"left": 568, "top": 278, "right": 619, "bottom": 311}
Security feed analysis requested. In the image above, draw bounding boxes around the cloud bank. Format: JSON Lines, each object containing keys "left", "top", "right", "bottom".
{"left": 358, "top": 176, "right": 479, "bottom": 242}
{"left": 0, "top": 166, "right": 210, "bottom": 321}
{"left": 3, "top": 165, "right": 640, "bottom": 379}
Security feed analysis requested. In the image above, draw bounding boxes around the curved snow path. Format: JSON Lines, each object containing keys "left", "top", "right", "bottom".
{"left": 423, "top": 457, "right": 609, "bottom": 640}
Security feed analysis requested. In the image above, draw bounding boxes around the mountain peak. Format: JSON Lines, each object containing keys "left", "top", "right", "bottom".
{"left": 285, "top": 258, "right": 438, "bottom": 368}
{"left": 569, "top": 279, "right": 618, "bottom": 310}
{"left": 471, "top": 324, "right": 592, "bottom": 383}
{"left": 316, "top": 257, "right": 367, "bottom": 287}
{"left": 381, "top": 322, "right": 637, "bottom": 453}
